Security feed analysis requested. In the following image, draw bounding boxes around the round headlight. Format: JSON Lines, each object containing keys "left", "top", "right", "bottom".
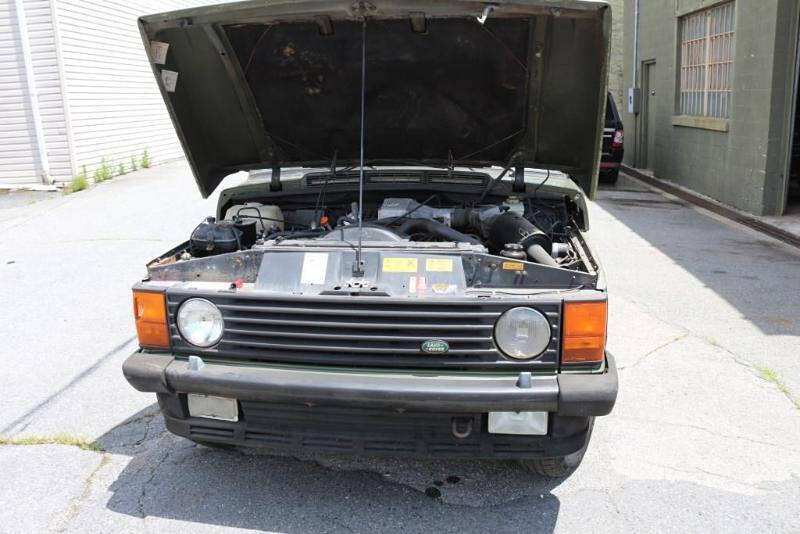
{"left": 177, "top": 298, "right": 223, "bottom": 347}
{"left": 494, "top": 307, "right": 551, "bottom": 360}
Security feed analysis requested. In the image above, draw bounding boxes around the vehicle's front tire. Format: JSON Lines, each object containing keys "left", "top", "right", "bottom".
{"left": 190, "top": 439, "right": 237, "bottom": 451}
{"left": 518, "top": 448, "right": 586, "bottom": 478}
{"left": 519, "top": 418, "right": 594, "bottom": 478}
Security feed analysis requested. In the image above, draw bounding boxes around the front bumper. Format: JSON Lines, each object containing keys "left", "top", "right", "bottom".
{"left": 123, "top": 352, "right": 617, "bottom": 458}
{"left": 124, "top": 352, "right": 617, "bottom": 415}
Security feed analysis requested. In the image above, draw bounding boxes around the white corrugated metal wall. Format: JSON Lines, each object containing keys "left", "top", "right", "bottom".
{"left": 27, "top": 0, "right": 73, "bottom": 182}
{"left": 0, "top": 0, "right": 50, "bottom": 185}
{"left": 0, "top": 0, "right": 220, "bottom": 185}
{"left": 55, "top": 0, "right": 221, "bottom": 181}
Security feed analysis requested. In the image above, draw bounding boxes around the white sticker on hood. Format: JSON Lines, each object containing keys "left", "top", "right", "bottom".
{"left": 150, "top": 41, "right": 169, "bottom": 64}
{"left": 300, "top": 252, "right": 328, "bottom": 285}
{"left": 161, "top": 69, "right": 178, "bottom": 92}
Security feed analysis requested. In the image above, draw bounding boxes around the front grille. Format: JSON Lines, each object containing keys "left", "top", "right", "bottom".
{"left": 188, "top": 424, "right": 235, "bottom": 441}
{"left": 167, "top": 292, "right": 560, "bottom": 369}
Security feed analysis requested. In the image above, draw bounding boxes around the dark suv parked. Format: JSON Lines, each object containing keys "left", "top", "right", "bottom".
{"left": 600, "top": 93, "right": 624, "bottom": 184}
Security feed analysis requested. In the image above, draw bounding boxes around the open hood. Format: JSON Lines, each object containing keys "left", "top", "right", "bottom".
{"left": 140, "top": 0, "right": 611, "bottom": 198}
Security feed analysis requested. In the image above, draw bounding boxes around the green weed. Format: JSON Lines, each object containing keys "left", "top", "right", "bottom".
{"left": 0, "top": 434, "right": 103, "bottom": 451}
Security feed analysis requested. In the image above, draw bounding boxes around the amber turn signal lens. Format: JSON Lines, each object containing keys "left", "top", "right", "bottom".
{"left": 562, "top": 300, "right": 607, "bottom": 364}
{"left": 133, "top": 290, "right": 170, "bottom": 349}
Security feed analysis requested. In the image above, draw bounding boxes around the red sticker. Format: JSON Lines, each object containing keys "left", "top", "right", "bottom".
{"left": 417, "top": 276, "right": 427, "bottom": 294}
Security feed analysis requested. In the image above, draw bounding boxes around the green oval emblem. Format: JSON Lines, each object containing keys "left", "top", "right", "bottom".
{"left": 421, "top": 339, "right": 449, "bottom": 354}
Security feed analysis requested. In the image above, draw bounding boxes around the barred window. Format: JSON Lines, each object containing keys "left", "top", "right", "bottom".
{"left": 679, "top": 2, "right": 735, "bottom": 118}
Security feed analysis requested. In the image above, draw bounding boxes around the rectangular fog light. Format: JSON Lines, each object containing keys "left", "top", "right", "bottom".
{"left": 488, "top": 411, "right": 548, "bottom": 435}
{"left": 187, "top": 394, "right": 239, "bottom": 422}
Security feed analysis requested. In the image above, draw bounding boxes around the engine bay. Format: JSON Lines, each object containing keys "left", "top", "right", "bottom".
{"left": 180, "top": 192, "right": 593, "bottom": 274}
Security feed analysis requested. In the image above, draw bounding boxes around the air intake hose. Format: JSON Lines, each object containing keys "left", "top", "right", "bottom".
{"left": 395, "top": 218, "right": 481, "bottom": 245}
{"left": 484, "top": 212, "right": 558, "bottom": 267}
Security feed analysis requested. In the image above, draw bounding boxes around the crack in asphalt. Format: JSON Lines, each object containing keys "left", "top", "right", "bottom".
{"left": 615, "top": 415, "right": 800, "bottom": 453}
{"left": 638, "top": 459, "right": 785, "bottom": 493}
{"left": 0, "top": 336, "right": 137, "bottom": 436}
{"left": 114, "top": 409, "right": 161, "bottom": 451}
{"left": 617, "top": 332, "right": 690, "bottom": 371}
{"left": 612, "top": 294, "right": 800, "bottom": 408}
{"left": 53, "top": 453, "right": 111, "bottom": 532}
{"left": 137, "top": 449, "right": 172, "bottom": 518}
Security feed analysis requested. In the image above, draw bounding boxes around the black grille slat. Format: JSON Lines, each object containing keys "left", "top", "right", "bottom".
{"left": 219, "top": 337, "right": 498, "bottom": 354}
{"left": 223, "top": 316, "right": 495, "bottom": 330}
{"left": 216, "top": 303, "right": 501, "bottom": 318}
{"left": 189, "top": 425, "right": 235, "bottom": 439}
{"left": 167, "top": 292, "right": 560, "bottom": 369}
{"left": 225, "top": 328, "right": 492, "bottom": 343}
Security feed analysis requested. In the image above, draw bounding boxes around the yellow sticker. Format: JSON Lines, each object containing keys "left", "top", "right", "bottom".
{"left": 502, "top": 261, "right": 525, "bottom": 271}
{"left": 382, "top": 257, "right": 418, "bottom": 272}
{"left": 425, "top": 258, "right": 453, "bottom": 272}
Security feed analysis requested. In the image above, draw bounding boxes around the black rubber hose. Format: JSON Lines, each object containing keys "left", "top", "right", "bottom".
{"left": 393, "top": 218, "right": 482, "bottom": 245}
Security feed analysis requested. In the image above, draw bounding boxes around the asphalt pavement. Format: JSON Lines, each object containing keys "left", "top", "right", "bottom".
{"left": 0, "top": 162, "right": 798, "bottom": 533}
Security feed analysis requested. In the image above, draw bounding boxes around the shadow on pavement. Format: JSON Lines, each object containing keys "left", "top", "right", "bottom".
{"left": 596, "top": 176, "right": 800, "bottom": 337}
{"left": 98, "top": 406, "right": 564, "bottom": 533}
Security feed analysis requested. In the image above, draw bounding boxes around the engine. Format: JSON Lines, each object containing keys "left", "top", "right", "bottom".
{"left": 186, "top": 195, "right": 586, "bottom": 271}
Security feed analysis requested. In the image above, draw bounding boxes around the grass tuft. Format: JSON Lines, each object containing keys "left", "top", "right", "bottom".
{"left": 141, "top": 148, "right": 151, "bottom": 169}
{"left": 757, "top": 366, "right": 800, "bottom": 411}
{"left": 0, "top": 434, "right": 103, "bottom": 451}
{"left": 93, "top": 157, "right": 113, "bottom": 183}
{"left": 67, "top": 172, "right": 88, "bottom": 194}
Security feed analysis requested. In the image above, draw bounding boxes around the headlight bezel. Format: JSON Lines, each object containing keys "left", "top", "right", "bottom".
{"left": 176, "top": 298, "right": 224, "bottom": 348}
{"left": 493, "top": 306, "right": 552, "bottom": 360}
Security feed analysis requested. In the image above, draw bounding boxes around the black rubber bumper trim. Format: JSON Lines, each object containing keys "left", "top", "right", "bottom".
{"left": 122, "top": 352, "right": 174, "bottom": 394}
{"left": 557, "top": 352, "right": 618, "bottom": 416}
{"left": 122, "top": 352, "right": 618, "bottom": 415}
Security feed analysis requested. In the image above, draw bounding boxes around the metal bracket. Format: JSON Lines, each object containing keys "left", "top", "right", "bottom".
{"left": 513, "top": 166, "right": 526, "bottom": 192}
{"left": 270, "top": 164, "right": 281, "bottom": 191}
{"left": 477, "top": 4, "right": 497, "bottom": 25}
{"left": 188, "top": 355, "right": 205, "bottom": 371}
{"left": 330, "top": 150, "right": 338, "bottom": 176}
{"left": 447, "top": 149, "right": 454, "bottom": 181}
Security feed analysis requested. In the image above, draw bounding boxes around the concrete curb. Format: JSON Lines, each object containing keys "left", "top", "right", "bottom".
{"left": 621, "top": 164, "right": 800, "bottom": 250}
{"left": 0, "top": 184, "right": 58, "bottom": 193}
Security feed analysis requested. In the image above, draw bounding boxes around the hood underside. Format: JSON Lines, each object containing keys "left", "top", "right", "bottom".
{"left": 140, "top": 0, "right": 611, "bottom": 198}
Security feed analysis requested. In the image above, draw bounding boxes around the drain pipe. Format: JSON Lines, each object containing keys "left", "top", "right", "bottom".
{"left": 631, "top": 0, "right": 641, "bottom": 167}
{"left": 14, "top": 0, "right": 51, "bottom": 185}
{"left": 632, "top": 0, "right": 640, "bottom": 91}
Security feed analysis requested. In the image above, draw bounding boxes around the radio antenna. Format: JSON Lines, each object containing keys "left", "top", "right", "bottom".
{"left": 353, "top": 19, "right": 367, "bottom": 276}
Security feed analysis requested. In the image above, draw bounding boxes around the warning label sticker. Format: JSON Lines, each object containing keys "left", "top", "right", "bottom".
{"left": 150, "top": 41, "right": 169, "bottom": 64}
{"left": 300, "top": 252, "right": 328, "bottom": 285}
{"left": 383, "top": 257, "right": 418, "bottom": 273}
{"left": 425, "top": 258, "right": 453, "bottom": 272}
{"left": 502, "top": 261, "right": 525, "bottom": 271}
{"left": 161, "top": 69, "right": 179, "bottom": 92}
{"left": 409, "top": 275, "right": 428, "bottom": 295}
